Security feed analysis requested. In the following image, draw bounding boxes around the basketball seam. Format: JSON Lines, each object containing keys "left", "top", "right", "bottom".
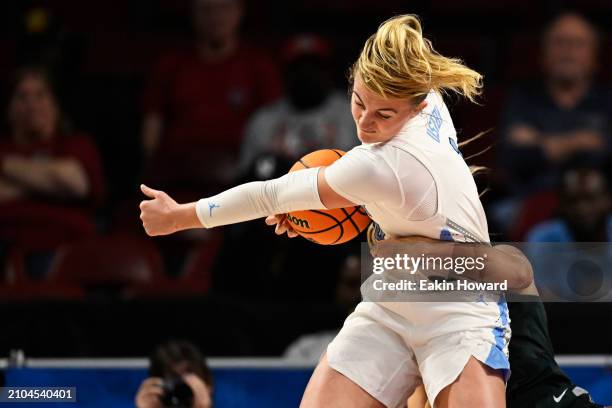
{"left": 292, "top": 209, "right": 369, "bottom": 234}
{"left": 293, "top": 209, "right": 345, "bottom": 235}
{"left": 300, "top": 209, "right": 345, "bottom": 244}
{"left": 331, "top": 149, "right": 344, "bottom": 158}
{"left": 341, "top": 207, "right": 361, "bottom": 235}
{"left": 291, "top": 210, "right": 369, "bottom": 241}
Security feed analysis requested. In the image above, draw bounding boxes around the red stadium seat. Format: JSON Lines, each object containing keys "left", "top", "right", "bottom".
{"left": 0, "top": 248, "right": 85, "bottom": 302}
{"left": 0, "top": 202, "right": 97, "bottom": 252}
{"left": 180, "top": 230, "right": 222, "bottom": 282}
{"left": 47, "top": 235, "right": 166, "bottom": 289}
{"left": 0, "top": 283, "right": 85, "bottom": 302}
{"left": 3, "top": 248, "right": 26, "bottom": 285}
{"left": 124, "top": 230, "right": 222, "bottom": 299}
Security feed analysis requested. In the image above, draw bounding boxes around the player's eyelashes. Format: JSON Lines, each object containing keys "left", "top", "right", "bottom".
{"left": 354, "top": 102, "right": 391, "bottom": 119}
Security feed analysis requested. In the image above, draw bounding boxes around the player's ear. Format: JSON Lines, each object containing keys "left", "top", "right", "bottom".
{"left": 415, "top": 100, "right": 428, "bottom": 114}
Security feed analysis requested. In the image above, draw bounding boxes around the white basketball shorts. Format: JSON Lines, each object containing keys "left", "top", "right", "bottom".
{"left": 326, "top": 298, "right": 511, "bottom": 408}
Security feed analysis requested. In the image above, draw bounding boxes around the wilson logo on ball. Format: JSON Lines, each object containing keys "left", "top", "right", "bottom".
{"left": 287, "top": 214, "right": 310, "bottom": 229}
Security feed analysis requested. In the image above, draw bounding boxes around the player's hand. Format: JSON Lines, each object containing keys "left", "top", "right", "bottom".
{"left": 265, "top": 214, "right": 298, "bottom": 238}
{"left": 134, "top": 377, "right": 163, "bottom": 408}
{"left": 139, "top": 184, "right": 180, "bottom": 236}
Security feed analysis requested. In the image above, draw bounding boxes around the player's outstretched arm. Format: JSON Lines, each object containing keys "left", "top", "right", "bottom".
{"left": 139, "top": 167, "right": 357, "bottom": 237}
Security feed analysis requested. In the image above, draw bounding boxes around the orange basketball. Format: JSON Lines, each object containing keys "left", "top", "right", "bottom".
{"left": 287, "top": 149, "right": 371, "bottom": 245}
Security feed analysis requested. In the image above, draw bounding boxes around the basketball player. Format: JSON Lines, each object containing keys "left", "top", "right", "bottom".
{"left": 140, "top": 14, "right": 509, "bottom": 407}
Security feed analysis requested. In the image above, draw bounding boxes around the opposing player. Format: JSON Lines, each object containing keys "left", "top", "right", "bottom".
{"left": 140, "top": 14, "right": 509, "bottom": 407}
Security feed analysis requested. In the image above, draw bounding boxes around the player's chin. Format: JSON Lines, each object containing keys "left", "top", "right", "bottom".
{"left": 357, "top": 130, "right": 379, "bottom": 144}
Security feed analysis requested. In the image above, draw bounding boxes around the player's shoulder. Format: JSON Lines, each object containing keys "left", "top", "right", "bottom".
{"left": 339, "top": 144, "right": 396, "bottom": 173}
{"left": 344, "top": 143, "right": 419, "bottom": 178}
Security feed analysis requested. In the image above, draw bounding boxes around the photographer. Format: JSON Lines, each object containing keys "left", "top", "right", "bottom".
{"left": 135, "top": 341, "right": 213, "bottom": 408}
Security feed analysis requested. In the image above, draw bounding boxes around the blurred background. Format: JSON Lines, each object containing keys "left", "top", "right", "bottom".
{"left": 0, "top": 0, "right": 611, "bottom": 406}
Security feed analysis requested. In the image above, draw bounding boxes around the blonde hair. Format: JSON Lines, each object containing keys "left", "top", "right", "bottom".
{"left": 351, "top": 14, "right": 482, "bottom": 103}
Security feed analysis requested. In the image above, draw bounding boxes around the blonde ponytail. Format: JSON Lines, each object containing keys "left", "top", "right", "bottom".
{"left": 351, "top": 14, "right": 482, "bottom": 103}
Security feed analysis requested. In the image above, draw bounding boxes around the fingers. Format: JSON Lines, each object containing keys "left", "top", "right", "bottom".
{"left": 140, "top": 184, "right": 161, "bottom": 198}
{"left": 275, "top": 218, "right": 298, "bottom": 238}
{"left": 281, "top": 218, "right": 297, "bottom": 237}
{"left": 265, "top": 214, "right": 280, "bottom": 225}
{"left": 274, "top": 218, "right": 287, "bottom": 235}
{"left": 265, "top": 214, "right": 298, "bottom": 238}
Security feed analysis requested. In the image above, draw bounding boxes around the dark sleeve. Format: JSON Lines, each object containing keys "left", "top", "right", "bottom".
{"left": 499, "top": 88, "right": 550, "bottom": 188}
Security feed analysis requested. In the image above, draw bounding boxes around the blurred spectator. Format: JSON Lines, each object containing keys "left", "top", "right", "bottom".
{"left": 239, "top": 34, "right": 357, "bottom": 172}
{"left": 527, "top": 162, "right": 611, "bottom": 242}
{"left": 284, "top": 254, "right": 361, "bottom": 361}
{"left": 135, "top": 340, "right": 213, "bottom": 408}
{"left": 0, "top": 67, "right": 104, "bottom": 257}
{"left": 142, "top": 0, "right": 282, "bottom": 199}
{"left": 501, "top": 12, "right": 611, "bottom": 197}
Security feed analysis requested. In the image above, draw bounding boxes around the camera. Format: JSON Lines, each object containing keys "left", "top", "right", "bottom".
{"left": 159, "top": 376, "right": 194, "bottom": 408}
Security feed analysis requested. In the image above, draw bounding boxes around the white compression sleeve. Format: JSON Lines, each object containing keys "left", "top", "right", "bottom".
{"left": 195, "top": 167, "right": 325, "bottom": 228}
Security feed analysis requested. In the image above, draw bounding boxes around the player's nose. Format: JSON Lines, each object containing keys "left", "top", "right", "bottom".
{"left": 358, "top": 112, "right": 375, "bottom": 127}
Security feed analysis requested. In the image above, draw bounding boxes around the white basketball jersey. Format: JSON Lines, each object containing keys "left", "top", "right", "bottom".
{"left": 360, "top": 91, "right": 489, "bottom": 244}
{"left": 326, "top": 92, "right": 509, "bottom": 362}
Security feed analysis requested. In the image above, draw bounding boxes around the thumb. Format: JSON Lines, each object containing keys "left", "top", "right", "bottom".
{"left": 140, "top": 184, "right": 161, "bottom": 199}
